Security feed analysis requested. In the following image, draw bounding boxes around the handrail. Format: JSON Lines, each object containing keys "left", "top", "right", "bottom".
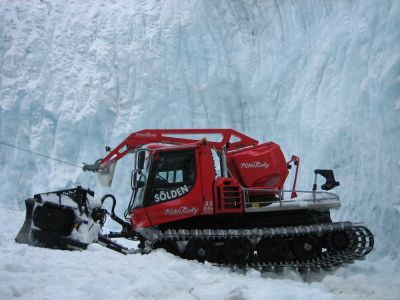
{"left": 242, "top": 187, "right": 340, "bottom": 207}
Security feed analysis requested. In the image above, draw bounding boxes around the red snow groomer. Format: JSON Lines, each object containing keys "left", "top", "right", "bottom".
{"left": 16, "top": 129, "right": 374, "bottom": 272}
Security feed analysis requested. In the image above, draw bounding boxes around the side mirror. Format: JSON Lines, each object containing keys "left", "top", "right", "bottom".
{"left": 131, "top": 170, "right": 145, "bottom": 189}
{"left": 137, "top": 151, "right": 146, "bottom": 170}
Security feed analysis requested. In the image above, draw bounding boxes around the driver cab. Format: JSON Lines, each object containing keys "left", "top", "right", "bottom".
{"left": 128, "top": 144, "right": 208, "bottom": 228}
{"left": 131, "top": 147, "right": 196, "bottom": 209}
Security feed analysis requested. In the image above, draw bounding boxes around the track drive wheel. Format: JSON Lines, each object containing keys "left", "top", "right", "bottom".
{"left": 185, "top": 240, "right": 217, "bottom": 263}
{"left": 291, "top": 235, "right": 321, "bottom": 260}
{"left": 257, "top": 237, "right": 289, "bottom": 262}
{"left": 330, "top": 231, "right": 350, "bottom": 251}
{"left": 222, "top": 239, "right": 253, "bottom": 265}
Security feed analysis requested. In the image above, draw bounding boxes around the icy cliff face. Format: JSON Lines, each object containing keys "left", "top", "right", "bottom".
{"left": 0, "top": 0, "right": 399, "bottom": 260}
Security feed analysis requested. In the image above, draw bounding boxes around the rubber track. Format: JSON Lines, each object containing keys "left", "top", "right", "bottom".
{"left": 149, "top": 222, "right": 374, "bottom": 272}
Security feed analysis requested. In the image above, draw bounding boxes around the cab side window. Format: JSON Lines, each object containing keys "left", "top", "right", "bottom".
{"left": 149, "top": 150, "right": 196, "bottom": 204}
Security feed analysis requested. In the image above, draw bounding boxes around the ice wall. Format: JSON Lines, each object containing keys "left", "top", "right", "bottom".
{"left": 0, "top": 0, "right": 399, "bottom": 260}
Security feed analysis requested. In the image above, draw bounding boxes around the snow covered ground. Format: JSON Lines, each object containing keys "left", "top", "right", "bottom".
{"left": 1, "top": 207, "right": 399, "bottom": 300}
{"left": 1, "top": 0, "right": 399, "bottom": 299}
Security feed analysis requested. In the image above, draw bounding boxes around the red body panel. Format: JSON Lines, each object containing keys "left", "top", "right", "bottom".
{"left": 130, "top": 208, "right": 152, "bottom": 230}
{"left": 138, "top": 146, "right": 203, "bottom": 226}
{"left": 97, "top": 129, "right": 296, "bottom": 230}
{"left": 227, "top": 142, "right": 289, "bottom": 189}
{"left": 198, "top": 145, "right": 216, "bottom": 215}
{"left": 145, "top": 178, "right": 203, "bottom": 226}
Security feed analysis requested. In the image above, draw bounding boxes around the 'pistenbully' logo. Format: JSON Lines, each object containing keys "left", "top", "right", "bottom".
{"left": 164, "top": 206, "right": 199, "bottom": 216}
{"left": 240, "top": 161, "right": 270, "bottom": 169}
{"left": 135, "top": 132, "right": 157, "bottom": 138}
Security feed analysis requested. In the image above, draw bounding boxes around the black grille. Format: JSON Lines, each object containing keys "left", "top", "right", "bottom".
{"left": 35, "top": 186, "right": 94, "bottom": 215}
{"left": 33, "top": 203, "right": 75, "bottom": 236}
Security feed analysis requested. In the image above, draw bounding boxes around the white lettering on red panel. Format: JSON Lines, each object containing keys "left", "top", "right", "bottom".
{"left": 164, "top": 206, "right": 199, "bottom": 216}
{"left": 135, "top": 132, "right": 157, "bottom": 138}
{"left": 240, "top": 161, "right": 270, "bottom": 169}
{"left": 202, "top": 201, "right": 213, "bottom": 214}
{"left": 154, "top": 185, "right": 190, "bottom": 203}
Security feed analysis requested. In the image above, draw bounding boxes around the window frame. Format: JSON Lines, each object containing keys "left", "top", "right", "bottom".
{"left": 143, "top": 149, "right": 197, "bottom": 207}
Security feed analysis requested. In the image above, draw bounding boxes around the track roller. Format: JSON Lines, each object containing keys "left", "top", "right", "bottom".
{"left": 291, "top": 235, "right": 321, "bottom": 260}
{"left": 185, "top": 240, "right": 217, "bottom": 262}
{"left": 257, "top": 237, "right": 289, "bottom": 262}
{"left": 222, "top": 239, "right": 253, "bottom": 265}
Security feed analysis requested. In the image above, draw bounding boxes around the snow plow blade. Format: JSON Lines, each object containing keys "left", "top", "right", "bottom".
{"left": 15, "top": 187, "right": 101, "bottom": 250}
{"left": 15, "top": 198, "right": 35, "bottom": 245}
{"left": 15, "top": 186, "right": 135, "bottom": 254}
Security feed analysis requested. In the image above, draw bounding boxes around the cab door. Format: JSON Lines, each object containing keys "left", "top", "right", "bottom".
{"left": 144, "top": 148, "right": 202, "bottom": 225}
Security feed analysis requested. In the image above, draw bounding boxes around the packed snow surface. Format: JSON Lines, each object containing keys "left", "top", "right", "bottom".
{"left": 1, "top": 208, "right": 399, "bottom": 300}
{"left": 0, "top": 0, "right": 399, "bottom": 299}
